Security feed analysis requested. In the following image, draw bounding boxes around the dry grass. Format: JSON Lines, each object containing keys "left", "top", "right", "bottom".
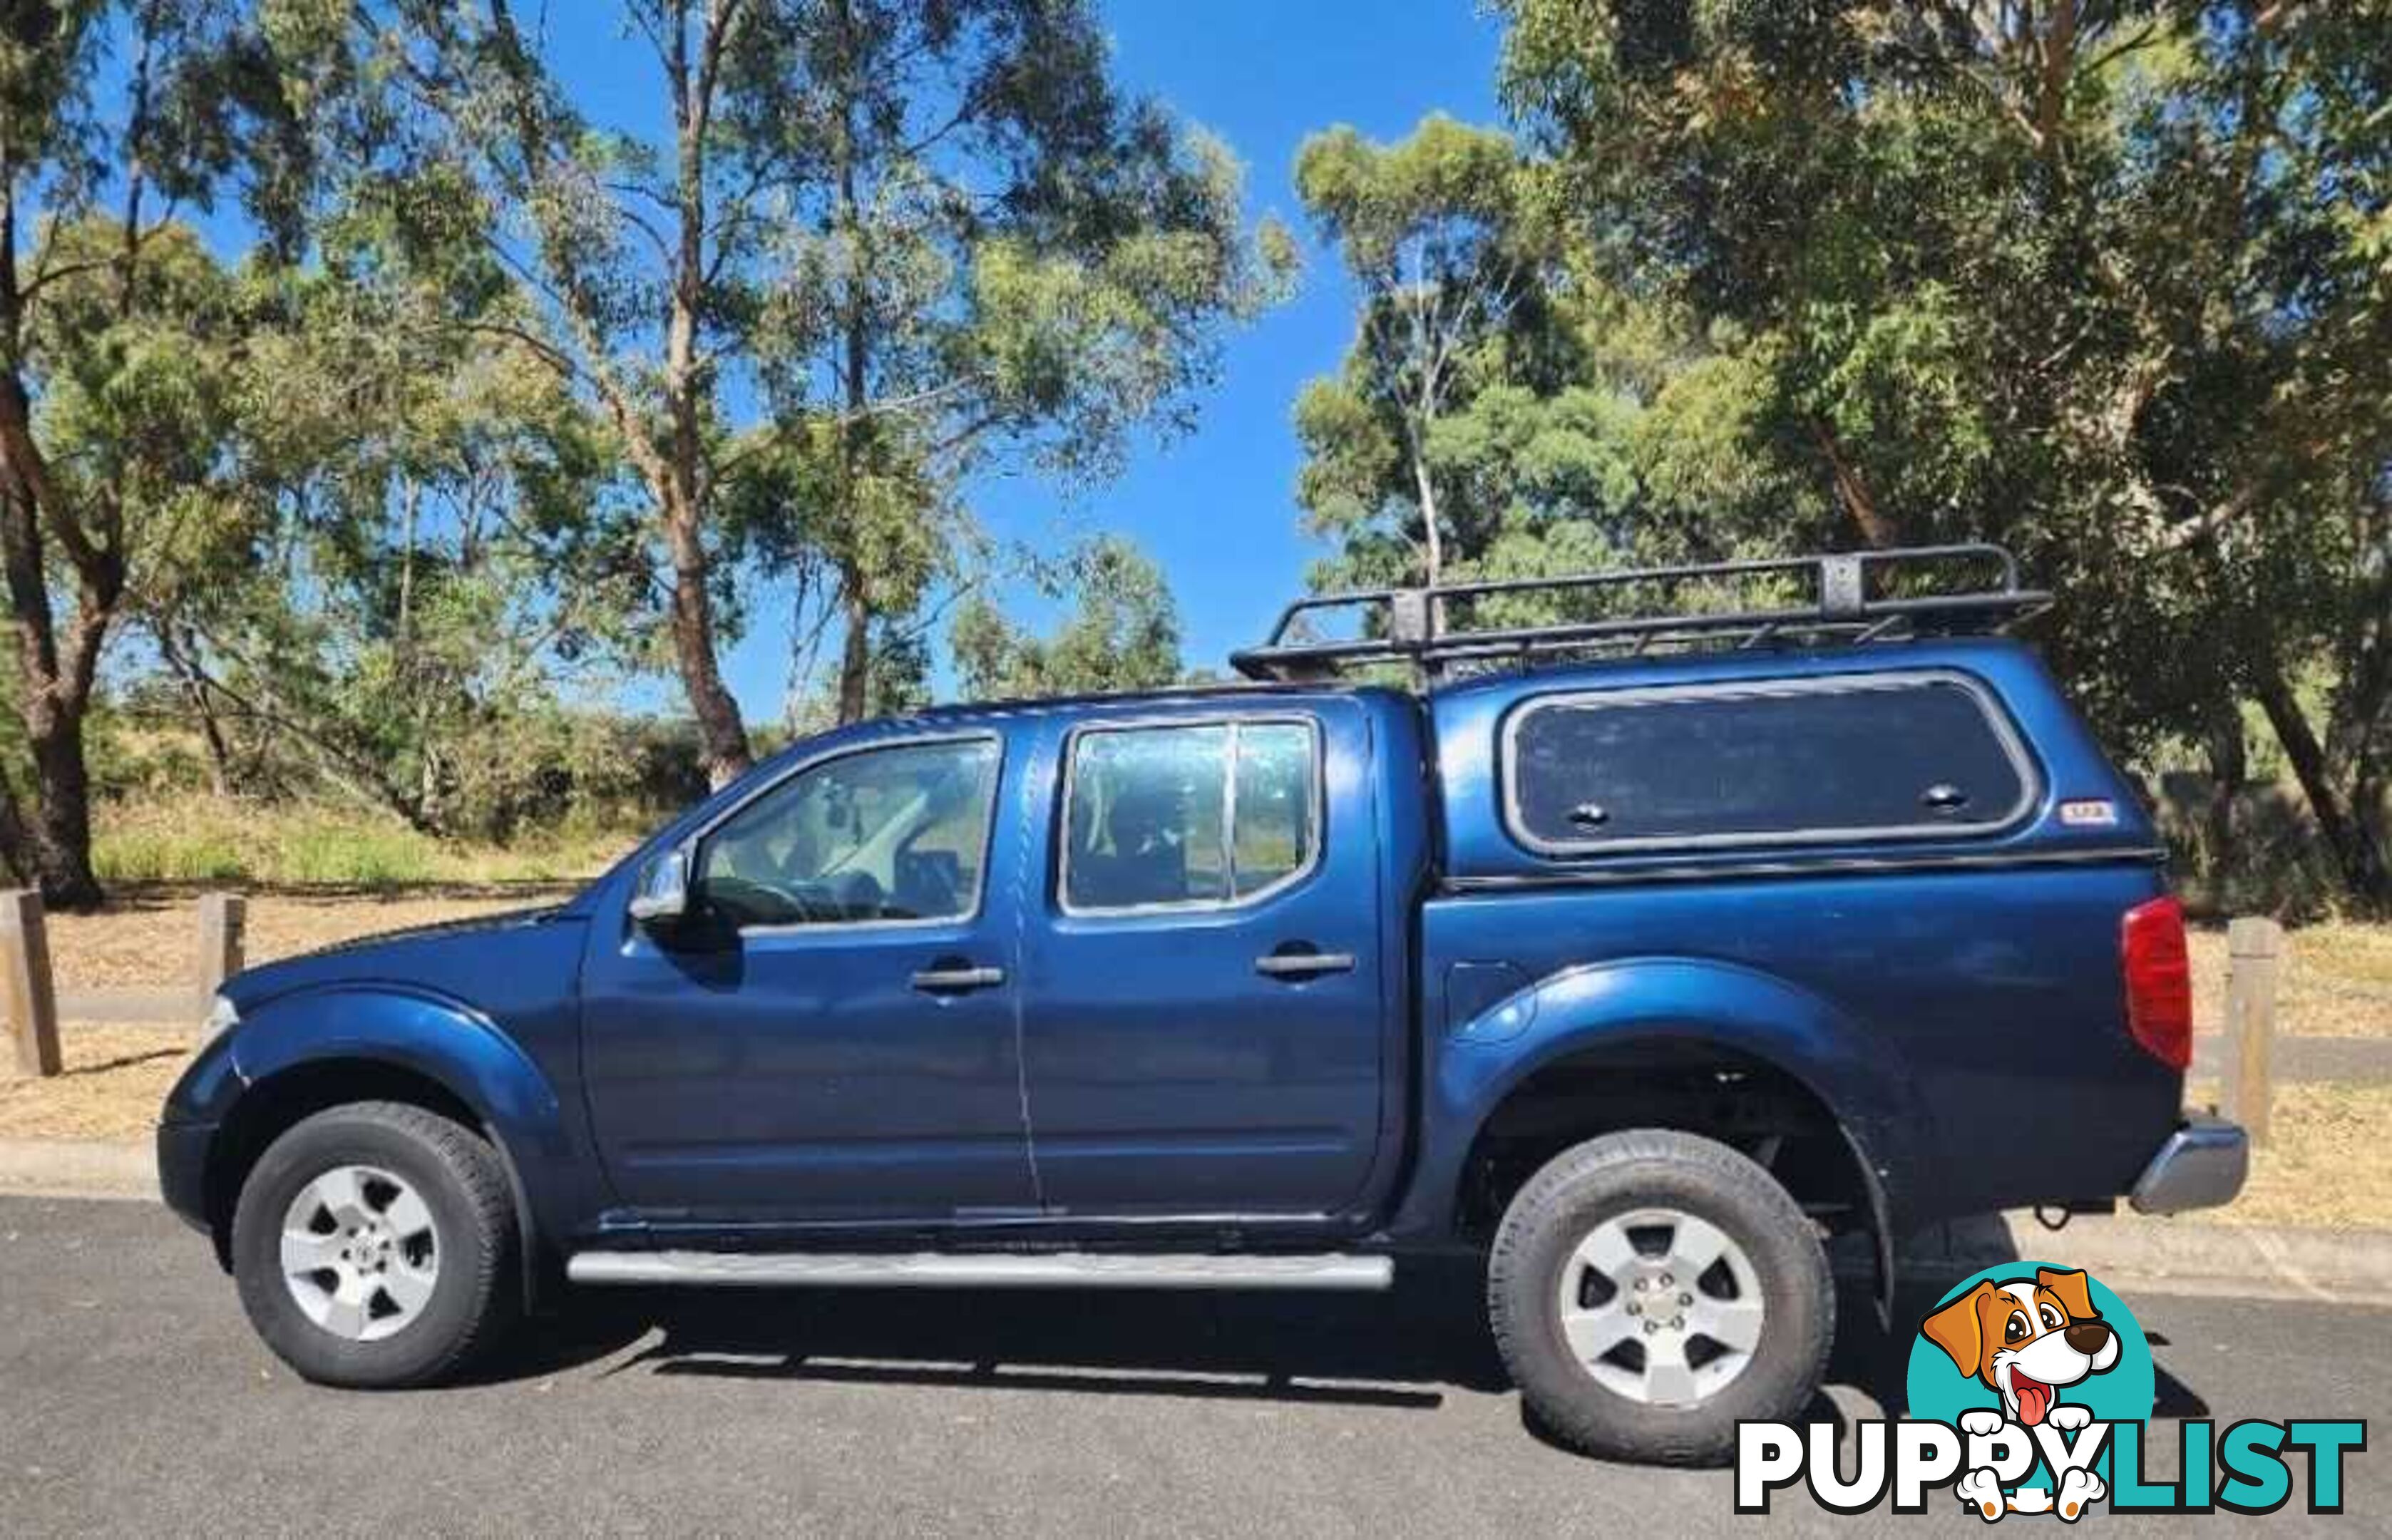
{"left": 2184, "top": 1079, "right": 2392, "bottom": 1230}
{"left": 0, "top": 1024, "right": 195, "bottom": 1141}
{"left": 2187, "top": 920, "right": 2392, "bottom": 1040}
{"left": 41, "top": 888, "right": 569, "bottom": 992}
{"left": 4, "top": 898, "right": 2390, "bottom": 1232}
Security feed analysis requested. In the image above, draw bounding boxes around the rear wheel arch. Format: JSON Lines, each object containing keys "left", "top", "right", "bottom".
{"left": 206, "top": 1057, "right": 543, "bottom": 1308}
{"left": 1454, "top": 1036, "right": 1894, "bottom": 1312}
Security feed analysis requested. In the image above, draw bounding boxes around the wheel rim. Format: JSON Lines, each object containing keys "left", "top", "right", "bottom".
{"left": 279, "top": 1165, "right": 440, "bottom": 1343}
{"left": 1554, "top": 1206, "right": 1765, "bottom": 1407}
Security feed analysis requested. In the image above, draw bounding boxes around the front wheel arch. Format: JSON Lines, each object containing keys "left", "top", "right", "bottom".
{"left": 207, "top": 1058, "right": 544, "bottom": 1310}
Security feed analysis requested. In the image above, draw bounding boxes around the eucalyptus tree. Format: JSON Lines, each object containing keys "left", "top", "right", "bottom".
{"left": 0, "top": 0, "right": 309, "bottom": 904}
{"left": 317, "top": 0, "right": 1288, "bottom": 783}
{"left": 1495, "top": 0, "right": 2392, "bottom": 904}
{"left": 1293, "top": 115, "right": 1546, "bottom": 595}
{"left": 743, "top": 0, "right": 1291, "bottom": 723}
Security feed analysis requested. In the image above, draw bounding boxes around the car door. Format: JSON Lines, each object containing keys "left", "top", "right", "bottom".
{"left": 579, "top": 730, "right": 1037, "bottom": 1226}
{"left": 1017, "top": 701, "right": 1387, "bottom": 1216}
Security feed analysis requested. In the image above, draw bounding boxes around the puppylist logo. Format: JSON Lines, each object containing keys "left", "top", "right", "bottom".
{"left": 1735, "top": 1262, "right": 2366, "bottom": 1519}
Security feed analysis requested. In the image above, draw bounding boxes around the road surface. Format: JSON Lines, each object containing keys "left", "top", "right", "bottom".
{"left": 1, "top": 1196, "right": 2385, "bottom": 1535}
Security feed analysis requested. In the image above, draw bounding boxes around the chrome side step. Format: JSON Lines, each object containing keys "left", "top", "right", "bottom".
{"left": 566, "top": 1249, "right": 1395, "bottom": 1291}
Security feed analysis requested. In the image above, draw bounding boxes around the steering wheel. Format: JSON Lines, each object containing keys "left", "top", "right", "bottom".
{"left": 698, "top": 874, "right": 809, "bottom": 928}
{"left": 822, "top": 870, "right": 885, "bottom": 919}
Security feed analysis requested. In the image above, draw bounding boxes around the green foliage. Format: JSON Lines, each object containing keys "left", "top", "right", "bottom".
{"left": 114, "top": 240, "right": 655, "bottom": 843}
{"left": 950, "top": 535, "right": 1183, "bottom": 700}
{"left": 1457, "top": 0, "right": 2392, "bottom": 905}
{"left": 0, "top": 0, "right": 324, "bottom": 904}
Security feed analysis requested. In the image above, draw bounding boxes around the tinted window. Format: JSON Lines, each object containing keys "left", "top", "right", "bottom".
{"left": 1506, "top": 676, "right": 2031, "bottom": 853}
{"left": 699, "top": 738, "right": 999, "bottom": 927}
{"left": 1064, "top": 721, "right": 1319, "bottom": 911}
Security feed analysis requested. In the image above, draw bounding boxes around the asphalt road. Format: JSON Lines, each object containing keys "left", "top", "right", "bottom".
{"left": 1, "top": 1196, "right": 2386, "bottom": 1536}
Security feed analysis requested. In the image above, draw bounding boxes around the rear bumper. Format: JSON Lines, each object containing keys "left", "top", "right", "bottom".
{"left": 155, "top": 1120, "right": 215, "bottom": 1234}
{"left": 2128, "top": 1116, "right": 2248, "bottom": 1216}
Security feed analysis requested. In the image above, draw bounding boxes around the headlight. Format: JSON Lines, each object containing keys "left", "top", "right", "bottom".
{"left": 201, "top": 993, "right": 240, "bottom": 1044}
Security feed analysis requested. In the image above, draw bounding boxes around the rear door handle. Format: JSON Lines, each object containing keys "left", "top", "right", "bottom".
{"left": 1254, "top": 951, "right": 1357, "bottom": 980}
{"left": 910, "top": 965, "right": 1006, "bottom": 994}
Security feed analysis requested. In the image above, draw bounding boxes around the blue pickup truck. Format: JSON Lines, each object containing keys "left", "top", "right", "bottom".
{"left": 158, "top": 545, "right": 2244, "bottom": 1463}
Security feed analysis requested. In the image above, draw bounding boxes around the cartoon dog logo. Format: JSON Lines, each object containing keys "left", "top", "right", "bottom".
{"left": 1921, "top": 1267, "right": 2120, "bottom": 1520}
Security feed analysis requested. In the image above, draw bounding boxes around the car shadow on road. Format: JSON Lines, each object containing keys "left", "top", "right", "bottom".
{"left": 487, "top": 1254, "right": 1508, "bottom": 1410}
{"left": 1852, "top": 1230, "right": 2213, "bottom": 1424}
{"left": 477, "top": 1228, "right": 2207, "bottom": 1434}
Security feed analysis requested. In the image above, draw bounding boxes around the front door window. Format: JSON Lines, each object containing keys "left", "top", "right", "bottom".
{"left": 699, "top": 737, "right": 1000, "bottom": 929}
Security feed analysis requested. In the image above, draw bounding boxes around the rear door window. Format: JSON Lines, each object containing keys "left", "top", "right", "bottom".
{"left": 1504, "top": 672, "right": 2036, "bottom": 855}
{"left": 1062, "top": 719, "right": 1321, "bottom": 912}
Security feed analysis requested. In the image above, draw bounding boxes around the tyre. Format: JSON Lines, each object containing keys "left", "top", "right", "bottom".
{"left": 230, "top": 1101, "right": 519, "bottom": 1388}
{"left": 1487, "top": 1129, "right": 1832, "bottom": 1465}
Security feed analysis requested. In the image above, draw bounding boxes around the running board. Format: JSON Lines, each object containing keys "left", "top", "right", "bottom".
{"left": 566, "top": 1250, "right": 1395, "bottom": 1291}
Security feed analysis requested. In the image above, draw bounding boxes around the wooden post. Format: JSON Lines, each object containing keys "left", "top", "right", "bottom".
{"left": 193, "top": 892, "right": 245, "bottom": 1023}
{"left": 2222, "top": 915, "right": 2284, "bottom": 1149}
{"left": 1, "top": 890, "right": 61, "bottom": 1078}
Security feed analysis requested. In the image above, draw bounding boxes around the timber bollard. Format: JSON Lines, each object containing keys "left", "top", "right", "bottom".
{"left": 2, "top": 889, "right": 60, "bottom": 1078}
{"left": 2222, "top": 915, "right": 2284, "bottom": 1149}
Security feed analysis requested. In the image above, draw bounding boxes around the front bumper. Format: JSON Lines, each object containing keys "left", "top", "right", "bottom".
{"left": 2128, "top": 1116, "right": 2248, "bottom": 1216}
{"left": 155, "top": 1120, "right": 217, "bottom": 1234}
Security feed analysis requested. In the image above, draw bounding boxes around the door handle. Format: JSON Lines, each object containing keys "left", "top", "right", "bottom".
{"left": 1254, "top": 950, "right": 1357, "bottom": 980}
{"left": 910, "top": 965, "right": 1006, "bottom": 993}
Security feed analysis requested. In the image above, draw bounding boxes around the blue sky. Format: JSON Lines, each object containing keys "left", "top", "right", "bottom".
{"left": 694, "top": 1, "right": 1509, "bottom": 712}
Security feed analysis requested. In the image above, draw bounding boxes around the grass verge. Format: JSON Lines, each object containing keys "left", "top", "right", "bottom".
{"left": 95, "top": 797, "right": 634, "bottom": 888}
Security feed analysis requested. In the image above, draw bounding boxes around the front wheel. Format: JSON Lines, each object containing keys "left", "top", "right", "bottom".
{"left": 1487, "top": 1129, "right": 1832, "bottom": 1464}
{"left": 230, "top": 1102, "right": 519, "bottom": 1388}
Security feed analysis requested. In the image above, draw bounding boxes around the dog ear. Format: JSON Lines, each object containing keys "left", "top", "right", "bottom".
{"left": 2038, "top": 1267, "right": 2097, "bottom": 1320}
{"left": 1921, "top": 1281, "right": 1994, "bottom": 1377}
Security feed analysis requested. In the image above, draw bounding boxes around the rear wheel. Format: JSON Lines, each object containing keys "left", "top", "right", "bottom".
{"left": 230, "top": 1102, "right": 518, "bottom": 1387}
{"left": 1487, "top": 1129, "right": 1832, "bottom": 1464}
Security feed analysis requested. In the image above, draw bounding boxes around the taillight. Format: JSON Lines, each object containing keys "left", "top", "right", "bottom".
{"left": 2122, "top": 896, "right": 2192, "bottom": 1069}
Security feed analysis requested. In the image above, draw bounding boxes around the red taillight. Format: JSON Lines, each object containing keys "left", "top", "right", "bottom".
{"left": 2122, "top": 896, "right": 2193, "bottom": 1069}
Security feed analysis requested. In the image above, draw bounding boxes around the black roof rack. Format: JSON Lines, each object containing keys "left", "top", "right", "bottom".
{"left": 1230, "top": 543, "right": 2050, "bottom": 684}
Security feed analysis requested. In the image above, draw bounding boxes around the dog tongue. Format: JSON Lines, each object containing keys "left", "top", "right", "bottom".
{"left": 2013, "top": 1374, "right": 2052, "bottom": 1427}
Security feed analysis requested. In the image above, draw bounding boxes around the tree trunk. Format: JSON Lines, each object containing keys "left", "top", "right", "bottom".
{"left": 826, "top": 0, "right": 878, "bottom": 727}
{"left": 2255, "top": 667, "right": 2392, "bottom": 909}
{"left": 836, "top": 570, "right": 871, "bottom": 725}
{"left": 662, "top": 489, "right": 751, "bottom": 789}
{"left": 2201, "top": 707, "right": 2246, "bottom": 905}
{"left": 24, "top": 704, "right": 101, "bottom": 908}
{"left": 659, "top": 0, "right": 749, "bottom": 791}
{"left": 0, "top": 370, "right": 111, "bottom": 910}
{"left": 158, "top": 625, "right": 234, "bottom": 798}
{"left": 1410, "top": 443, "right": 1447, "bottom": 587}
{"left": 1402, "top": 411, "right": 1449, "bottom": 639}
{"left": 396, "top": 476, "right": 419, "bottom": 651}
{"left": 1810, "top": 416, "right": 1898, "bottom": 548}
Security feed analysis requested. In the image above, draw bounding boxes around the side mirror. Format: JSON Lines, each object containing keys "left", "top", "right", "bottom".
{"left": 629, "top": 846, "right": 692, "bottom": 926}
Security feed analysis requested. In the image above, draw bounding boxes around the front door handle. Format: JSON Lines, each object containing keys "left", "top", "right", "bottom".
{"left": 910, "top": 965, "right": 1006, "bottom": 994}
{"left": 1254, "top": 950, "right": 1357, "bottom": 980}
